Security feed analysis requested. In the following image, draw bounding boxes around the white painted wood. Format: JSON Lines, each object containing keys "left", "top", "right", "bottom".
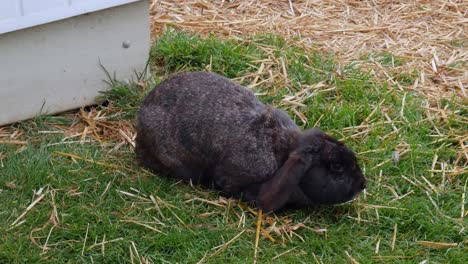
{"left": 0, "top": 1, "right": 150, "bottom": 125}
{"left": 0, "top": 0, "right": 141, "bottom": 34}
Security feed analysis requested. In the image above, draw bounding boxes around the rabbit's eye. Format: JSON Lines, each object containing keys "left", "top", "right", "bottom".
{"left": 330, "top": 163, "right": 344, "bottom": 172}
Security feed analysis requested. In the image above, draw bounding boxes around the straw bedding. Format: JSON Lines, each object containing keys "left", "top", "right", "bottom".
{"left": 150, "top": 0, "right": 467, "bottom": 100}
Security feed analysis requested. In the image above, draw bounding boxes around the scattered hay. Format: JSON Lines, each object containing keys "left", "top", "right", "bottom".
{"left": 416, "top": 240, "right": 459, "bottom": 249}
{"left": 0, "top": 103, "right": 138, "bottom": 167}
{"left": 150, "top": 0, "right": 467, "bottom": 100}
{"left": 253, "top": 209, "right": 262, "bottom": 263}
{"left": 7, "top": 186, "right": 61, "bottom": 253}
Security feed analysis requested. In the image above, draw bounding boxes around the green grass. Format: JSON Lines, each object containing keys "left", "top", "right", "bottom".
{"left": 1, "top": 30, "right": 466, "bottom": 263}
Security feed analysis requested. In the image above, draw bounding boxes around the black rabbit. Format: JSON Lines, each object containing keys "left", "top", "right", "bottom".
{"left": 135, "top": 71, "right": 366, "bottom": 212}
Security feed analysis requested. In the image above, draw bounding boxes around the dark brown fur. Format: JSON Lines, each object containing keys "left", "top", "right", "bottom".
{"left": 136, "top": 71, "right": 366, "bottom": 212}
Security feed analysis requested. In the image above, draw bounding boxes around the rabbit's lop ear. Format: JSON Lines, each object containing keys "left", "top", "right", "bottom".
{"left": 256, "top": 143, "right": 320, "bottom": 212}
{"left": 256, "top": 153, "right": 305, "bottom": 212}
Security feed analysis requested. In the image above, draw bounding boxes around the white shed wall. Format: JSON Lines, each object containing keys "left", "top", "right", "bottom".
{"left": 0, "top": 1, "right": 150, "bottom": 125}
{"left": 0, "top": 0, "right": 140, "bottom": 34}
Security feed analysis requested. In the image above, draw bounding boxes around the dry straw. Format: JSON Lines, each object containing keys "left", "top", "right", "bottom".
{"left": 150, "top": 0, "right": 467, "bottom": 100}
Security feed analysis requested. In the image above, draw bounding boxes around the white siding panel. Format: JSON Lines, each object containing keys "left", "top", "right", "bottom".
{"left": 0, "top": 0, "right": 18, "bottom": 20}
{"left": 22, "top": 0, "right": 66, "bottom": 15}
{"left": 0, "top": 0, "right": 141, "bottom": 34}
{"left": 0, "top": 1, "right": 150, "bottom": 125}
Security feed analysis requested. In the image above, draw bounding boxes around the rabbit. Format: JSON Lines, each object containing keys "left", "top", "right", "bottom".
{"left": 135, "top": 71, "right": 367, "bottom": 213}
